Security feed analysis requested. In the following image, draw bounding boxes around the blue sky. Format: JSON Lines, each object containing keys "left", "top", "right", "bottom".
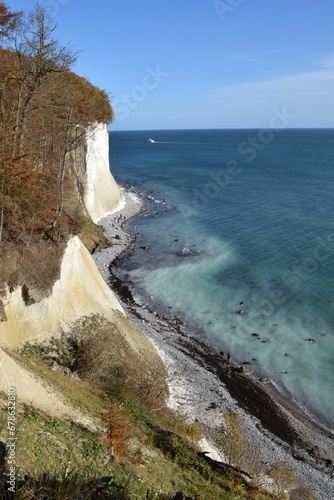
{"left": 7, "top": 0, "right": 334, "bottom": 130}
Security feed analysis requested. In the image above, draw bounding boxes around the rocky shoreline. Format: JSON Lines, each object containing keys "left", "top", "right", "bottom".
{"left": 93, "top": 188, "right": 334, "bottom": 499}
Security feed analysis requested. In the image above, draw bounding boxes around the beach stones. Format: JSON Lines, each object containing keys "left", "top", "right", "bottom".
{"left": 206, "top": 401, "right": 218, "bottom": 410}
{"left": 178, "top": 247, "right": 199, "bottom": 256}
{"left": 233, "top": 366, "right": 244, "bottom": 373}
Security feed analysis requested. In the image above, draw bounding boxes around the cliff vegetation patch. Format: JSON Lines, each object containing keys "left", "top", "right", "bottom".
{"left": 0, "top": 2, "right": 114, "bottom": 296}
{"left": 21, "top": 313, "right": 168, "bottom": 407}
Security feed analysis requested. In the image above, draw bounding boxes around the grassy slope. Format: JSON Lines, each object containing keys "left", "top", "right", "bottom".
{"left": 0, "top": 313, "right": 276, "bottom": 499}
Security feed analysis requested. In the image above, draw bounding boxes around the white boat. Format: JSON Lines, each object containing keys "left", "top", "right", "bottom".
{"left": 148, "top": 138, "right": 155, "bottom": 143}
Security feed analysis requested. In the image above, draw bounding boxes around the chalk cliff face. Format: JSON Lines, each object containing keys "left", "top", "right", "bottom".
{"left": 0, "top": 123, "right": 124, "bottom": 350}
{"left": 0, "top": 237, "right": 124, "bottom": 349}
{"left": 84, "top": 123, "right": 125, "bottom": 222}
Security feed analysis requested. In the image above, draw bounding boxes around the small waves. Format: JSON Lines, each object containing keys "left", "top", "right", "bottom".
{"left": 110, "top": 128, "right": 334, "bottom": 429}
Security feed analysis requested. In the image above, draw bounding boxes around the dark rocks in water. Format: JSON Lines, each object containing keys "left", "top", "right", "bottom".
{"left": 305, "top": 338, "right": 315, "bottom": 343}
{"left": 140, "top": 245, "right": 149, "bottom": 250}
{"left": 239, "top": 301, "right": 244, "bottom": 305}
{"left": 251, "top": 333, "right": 260, "bottom": 337}
{"left": 178, "top": 247, "right": 190, "bottom": 256}
{"left": 284, "top": 353, "right": 289, "bottom": 356}
{"left": 243, "top": 361, "right": 252, "bottom": 365}
{"left": 178, "top": 247, "right": 199, "bottom": 256}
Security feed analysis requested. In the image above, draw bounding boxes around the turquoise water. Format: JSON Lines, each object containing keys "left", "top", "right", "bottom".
{"left": 109, "top": 129, "right": 334, "bottom": 428}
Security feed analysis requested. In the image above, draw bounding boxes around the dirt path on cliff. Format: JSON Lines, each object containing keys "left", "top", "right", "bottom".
{"left": 0, "top": 346, "right": 97, "bottom": 431}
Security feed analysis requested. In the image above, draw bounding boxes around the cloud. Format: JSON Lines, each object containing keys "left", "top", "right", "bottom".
{"left": 317, "top": 55, "right": 334, "bottom": 70}
{"left": 200, "top": 69, "right": 334, "bottom": 128}
{"left": 305, "top": 53, "right": 334, "bottom": 70}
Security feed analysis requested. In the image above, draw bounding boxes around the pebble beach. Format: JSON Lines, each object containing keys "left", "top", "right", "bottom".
{"left": 93, "top": 188, "right": 334, "bottom": 500}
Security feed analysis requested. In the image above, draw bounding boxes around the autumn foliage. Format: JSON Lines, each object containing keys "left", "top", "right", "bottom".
{"left": 101, "top": 404, "right": 132, "bottom": 460}
{"left": 0, "top": 2, "right": 113, "bottom": 245}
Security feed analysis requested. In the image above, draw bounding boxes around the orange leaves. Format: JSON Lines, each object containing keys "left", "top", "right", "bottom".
{"left": 55, "top": 71, "right": 113, "bottom": 126}
{"left": 0, "top": 38, "right": 113, "bottom": 243}
{"left": 101, "top": 404, "right": 132, "bottom": 460}
{"left": 0, "top": 154, "right": 57, "bottom": 243}
{"left": 0, "top": 2, "right": 21, "bottom": 42}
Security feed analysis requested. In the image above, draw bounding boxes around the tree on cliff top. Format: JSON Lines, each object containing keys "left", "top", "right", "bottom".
{"left": 0, "top": 2, "right": 113, "bottom": 245}
{"left": 12, "top": 2, "right": 78, "bottom": 156}
{"left": 0, "top": 1, "right": 20, "bottom": 41}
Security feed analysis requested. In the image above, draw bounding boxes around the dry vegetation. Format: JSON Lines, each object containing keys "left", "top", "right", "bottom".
{"left": 21, "top": 314, "right": 169, "bottom": 408}
{"left": 0, "top": 1, "right": 113, "bottom": 300}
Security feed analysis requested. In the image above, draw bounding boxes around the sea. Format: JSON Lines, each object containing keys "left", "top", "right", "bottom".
{"left": 108, "top": 128, "right": 334, "bottom": 429}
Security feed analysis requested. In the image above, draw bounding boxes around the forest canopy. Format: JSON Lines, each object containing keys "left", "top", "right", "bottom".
{"left": 0, "top": 1, "right": 113, "bottom": 245}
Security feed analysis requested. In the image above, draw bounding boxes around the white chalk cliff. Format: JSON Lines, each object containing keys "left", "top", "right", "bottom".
{"left": 0, "top": 123, "right": 125, "bottom": 351}
{"left": 85, "top": 123, "right": 125, "bottom": 222}
{"left": 0, "top": 236, "right": 123, "bottom": 349}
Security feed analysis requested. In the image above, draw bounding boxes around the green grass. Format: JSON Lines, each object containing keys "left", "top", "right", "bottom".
{"left": 0, "top": 307, "right": 311, "bottom": 499}
{"left": 0, "top": 333, "right": 278, "bottom": 499}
